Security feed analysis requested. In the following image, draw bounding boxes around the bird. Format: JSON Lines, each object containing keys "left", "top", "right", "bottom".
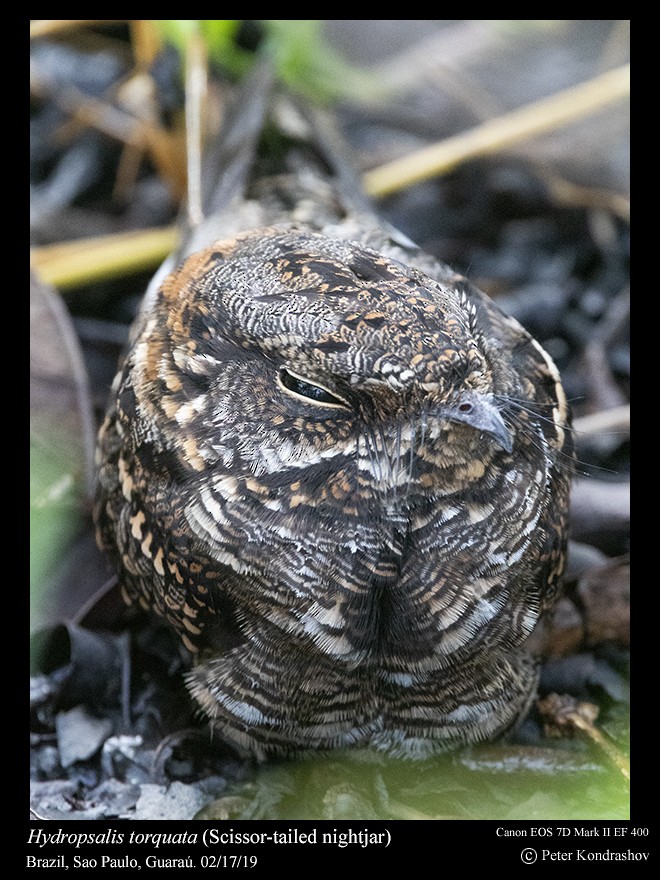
{"left": 94, "top": 62, "right": 573, "bottom": 760}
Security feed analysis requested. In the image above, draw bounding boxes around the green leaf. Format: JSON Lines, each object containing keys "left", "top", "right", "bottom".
{"left": 156, "top": 20, "right": 251, "bottom": 76}
{"left": 202, "top": 746, "right": 630, "bottom": 820}
{"left": 155, "top": 19, "right": 378, "bottom": 102}
{"left": 260, "top": 19, "right": 374, "bottom": 102}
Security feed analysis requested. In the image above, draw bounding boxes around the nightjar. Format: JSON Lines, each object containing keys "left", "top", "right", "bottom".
{"left": 94, "top": 65, "right": 573, "bottom": 760}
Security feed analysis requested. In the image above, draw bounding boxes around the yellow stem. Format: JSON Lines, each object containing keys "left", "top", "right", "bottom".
{"left": 30, "top": 226, "right": 178, "bottom": 290}
{"left": 30, "top": 61, "right": 630, "bottom": 291}
{"left": 129, "top": 20, "right": 163, "bottom": 66}
{"left": 571, "top": 714, "right": 631, "bottom": 783}
{"left": 30, "top": 20, "right": 124, "bottom": 39}
{"left": 363, "top": 63, "right": 630, "bottom": 198}
{"left": 185, "top": 31, "right": 209, "bottom": 227}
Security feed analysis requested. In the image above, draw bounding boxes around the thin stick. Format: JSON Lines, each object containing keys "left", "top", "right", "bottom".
{"left": 30, "top": 20, "right": 124, "bottom": 39}
{"left": 30, "top": 226, "right": 178, "bottom": 290}
{"left": 129, "top": 20, "right": 162, "bottom": 67}
{"left": 538, "top": 693, "right": 630, "bottom": 784}
{"left": 572, "top": 404, "right": 630, "bottom": 438}
{"left": 185, "top": 31, "right": 208, "bottom": 228}
{"left": 568, "top": 711, "right": 631, "bottom": 784}
{"left": 363, "top": 64, "right": 630, "bottom": 198}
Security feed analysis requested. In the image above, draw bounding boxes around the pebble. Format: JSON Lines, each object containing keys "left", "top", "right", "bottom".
{"left": 132, "top": 781, "right": 214, "bottom": 821}
{"left": 55, "top": 705, "right": 113, "bottom": 768}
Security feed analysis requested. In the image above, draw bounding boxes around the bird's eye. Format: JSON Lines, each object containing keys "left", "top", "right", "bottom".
{"left": 278, "top": 368, "right": 349, "bottom": 409}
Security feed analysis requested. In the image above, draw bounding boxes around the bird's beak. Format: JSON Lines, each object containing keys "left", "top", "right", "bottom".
{"left": 440, "top": 393, "right": 513, "bottom": 454}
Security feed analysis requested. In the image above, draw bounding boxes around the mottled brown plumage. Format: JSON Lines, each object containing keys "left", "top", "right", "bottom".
{"left": 94, "top": 67, "right": 573, "bottom": 759}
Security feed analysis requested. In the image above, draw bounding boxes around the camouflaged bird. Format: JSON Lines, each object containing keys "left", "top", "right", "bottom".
{"left": 94, "top": 65, "right": 573, "bottom": 759}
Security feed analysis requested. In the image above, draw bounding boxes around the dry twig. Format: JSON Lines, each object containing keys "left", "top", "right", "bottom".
{"left": 538, "top": 693, "right": 630, "bottom": 783}
{"left": 363, "top": 64, "right": 630, "bottom": 197}
{"left": 30, "top": 227, "right": 178, "bottom": 290}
